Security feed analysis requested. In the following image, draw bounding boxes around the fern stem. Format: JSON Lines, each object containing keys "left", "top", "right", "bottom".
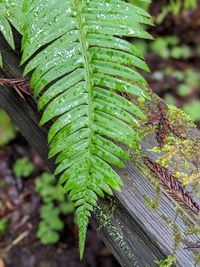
{"left": 74, "top": 0, "right": 93, "bottom": 258}
{"left": 74, "top": 0, "right": 93, "bottom": 167}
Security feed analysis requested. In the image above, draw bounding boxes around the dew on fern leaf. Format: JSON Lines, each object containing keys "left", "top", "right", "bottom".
{"left": 21, "top": 0, "right": 152, "bottom": 259}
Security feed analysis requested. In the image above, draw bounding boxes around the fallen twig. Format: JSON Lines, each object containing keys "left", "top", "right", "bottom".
{"left": 0, "top": 78, "right": 30, "bottom": 100}
{"left": 144, "top": 157, "right": 200, "bottom": 215}
{"left": 145, "top": 101, "right": 186, "bottom": 147}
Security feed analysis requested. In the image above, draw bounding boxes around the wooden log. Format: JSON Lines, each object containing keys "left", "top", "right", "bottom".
{"left": 1, "top": 37, "right": 200, "bottom": 267}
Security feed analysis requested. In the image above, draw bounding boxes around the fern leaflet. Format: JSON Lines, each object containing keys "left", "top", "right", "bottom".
{"left": 0, "top": 0, "right": 23, "bottom": 66}
{"left": 21, "top": 0, "right": 152, "bottom": 258}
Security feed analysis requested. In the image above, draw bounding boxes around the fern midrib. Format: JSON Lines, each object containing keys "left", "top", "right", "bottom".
{"left": 74, "top": 0, "right": 93, "bottom": 190}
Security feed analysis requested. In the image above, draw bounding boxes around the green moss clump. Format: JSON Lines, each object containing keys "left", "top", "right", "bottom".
{"left": 155, "top": 255, "right": 175, "bottom": 267}
{"left": 167, "top": 104, "right": 195, "bottom": 129}
{"left": 194, "top": 252, "right": 200, "bottom": 265}
{"left": 149, "top": 134, "right": 200, "bottom": 192}
{"left": 143, "top": 192, "right": 160, "bottom": 210}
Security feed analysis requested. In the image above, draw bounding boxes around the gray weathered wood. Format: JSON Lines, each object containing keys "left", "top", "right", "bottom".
{"left": 1, "top": 37, "right": 200, "bottom": 267}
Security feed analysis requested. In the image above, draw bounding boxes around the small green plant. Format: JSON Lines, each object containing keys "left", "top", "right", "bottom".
{"left": 0, "top": 218, "right": 8, "bottom": 235}
{"left": 164, "top": 94, "right": 177, "bottom": 106}
{"left": 183, "top": 100, "right": 200, "bottom": 121}
{"left": 157, "top": 0, "right": 197, "bottom": 23}
{"left": 170, "top": 70, "right": 184, "bottom": 81}
{"left": 171, "top": 45, "right": 191, "bottom": 59}
{"left": 163, "top": 68, "right": 200, "bottom": 120}
{"left": 13, "top": 157, "right": 34, "bottom": 177}
{"left": 37, "top": 204, "right": 64, "bottom": 244}
{"left": 184, "top": 69, "right": 199, "bottom": 87}
{"left": 150, "top": 36, "right": 191, "bottom": 60}
{"left": 173, "top": 68, "right": 200, "bottom": 97}
{"left": 177, "top": 84, "right": 191, "bottom": 97}
{"left": 0, "top": 109, "right": 16, "bottom": 148}
{"left": 137, "top": 36, "right": 193, "bottom": 60}
{"left": 35, "top": 173, "right": 74, "bottom": 245}
{"left": 177, "top": 69, "right": 200, "bottom": 106}
{"left": 150, "top": 38, "right": 170, "bottom": 59}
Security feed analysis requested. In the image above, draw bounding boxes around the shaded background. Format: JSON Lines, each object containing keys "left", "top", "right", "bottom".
{"left": 0, "top": 1, "right": 200, "bottom": 266}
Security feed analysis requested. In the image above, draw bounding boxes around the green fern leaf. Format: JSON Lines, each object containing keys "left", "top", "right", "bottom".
{"left": 0, "top": 0, "right": 23, "bottom": 66}
{"left": 21, "top": 0, "right": 152, "bottom": 258}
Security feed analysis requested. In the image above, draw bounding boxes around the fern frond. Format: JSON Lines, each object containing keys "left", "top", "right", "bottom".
{"left": 0, "top": 0, "right": 23, "bottom": 67}
{"left": 21, "top": 0, "right": 152, "bottom": 258}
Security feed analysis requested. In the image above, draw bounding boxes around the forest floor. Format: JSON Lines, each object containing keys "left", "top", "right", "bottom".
{"left": 0, "top": 136, "right": 120, "bottom": 267}
{"left": 0, "top": 1, "right": 200, "bottom": 267}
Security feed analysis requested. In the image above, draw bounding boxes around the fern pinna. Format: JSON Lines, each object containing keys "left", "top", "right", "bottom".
{"left": 0, "top": 0, "right": 23, "bottom": 66}
{"left": 21, "top": 0, "right": 152, "bottom": 258}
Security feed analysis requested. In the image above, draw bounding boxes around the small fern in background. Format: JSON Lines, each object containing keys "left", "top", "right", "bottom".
{"left": 0, "top": 0, "right": 23, "bottom": 66}
{"left": 35, "top": 173, "right": 74, "bottom": 245}
{"left": 13, "top": 157, "right": 34, "bottom": 177}
{"left": 0, "top": 109, "right": 16, "bottom": 147}
{"left": 157, "top": 0, "right": 197, "bottom": 23}
{"left": 21, "top": 0, "right": 152, "bottom": 257}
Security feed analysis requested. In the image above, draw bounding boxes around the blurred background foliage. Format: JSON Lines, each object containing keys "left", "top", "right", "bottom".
{"left": 132, "top": 0, "right": 200, "bottom": 126}
{"left": 0, "top": 110, "right": 16, "bottom": 148}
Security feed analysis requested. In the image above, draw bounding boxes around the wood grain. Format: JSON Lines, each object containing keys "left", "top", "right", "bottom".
{"left": 1, "top": 37, "right": 200, "bottom": 267}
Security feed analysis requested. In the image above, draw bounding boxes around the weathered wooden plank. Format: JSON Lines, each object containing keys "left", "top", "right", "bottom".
{"left": 1, "top": 37, "right": 200, "bottom": 267}
{"left": 0, "top": 83, "right": 167, "bottom": 267}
